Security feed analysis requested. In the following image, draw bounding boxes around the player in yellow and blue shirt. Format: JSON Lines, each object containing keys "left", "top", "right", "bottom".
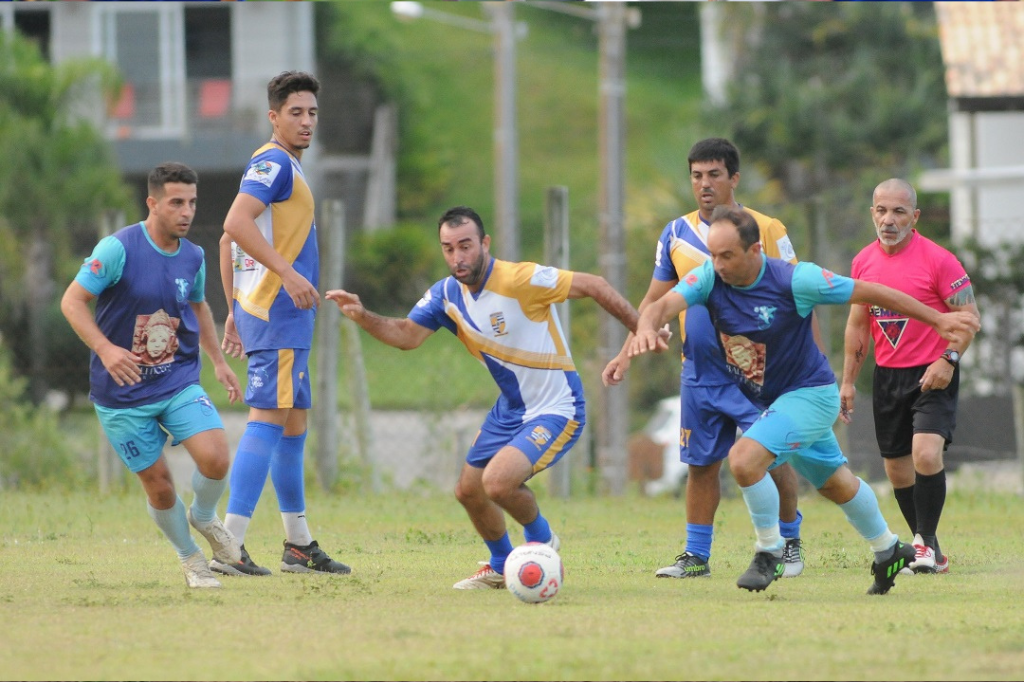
{"left": 326, "top": 206, "right": 643, "bottom": 590}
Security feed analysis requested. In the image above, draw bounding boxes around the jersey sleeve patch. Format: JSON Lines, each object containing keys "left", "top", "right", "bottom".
{"left": 530, "top": 265, "right": 560, "bottom": 290}
{"left": 776, "top": 235, "right": 796, "bottom": 262}
{"left": 243, "top": 160, "right": 282, "bottom": 188}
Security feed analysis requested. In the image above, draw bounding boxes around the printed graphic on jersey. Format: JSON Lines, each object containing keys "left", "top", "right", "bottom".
{"left": 132, "top": 309, "right": 179, "bottom": 371}
{"left": 490, "top": 311, "right": 508, "bottom": 337}
{"left": 876, "top": 317, "right": 909, "bottom": 349}
{"left": 232, "top": 243, "right": 257, "bottom": 272}
{"left": 821, "top": 268, "right": 837, "bottom": 288}
{"left": 753, "top": 305, "right": 776, "bottom": 330}
{"left": 530, "top": 265, "right": 559, "bottom": 289}
{"left": 175, "top": 278, "right": 190, "bottom": 303}
{"left": 720, "top": 332, "right": 766, "bottom": 387}
{"left": 528, "top": 425, "right": 553, "bottom": 450}
{"left": 89, "top": 258, "right": 104, "bottom": 277}
{"left": 776, "top": 235, "right": 796, "bottom": 262}
{"left": 249, "top": 366, "right": 269, "bottom": 392}
{"left": 415, "top": 290, "right": 432, "bottom": 308}
{"left": 949, "top": 273, "right": 970, "bottom": 292}
{"left": 243, "top": 160, "right": 281, "bottom": 188}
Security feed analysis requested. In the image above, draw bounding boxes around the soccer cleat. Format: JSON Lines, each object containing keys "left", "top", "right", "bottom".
{"left": 281, "top": 540, "right": 352, "bottom": 575}
{"left": 933, "top": 553, "right": 950, "bottom": 574}
{"left": 782, "top": 538, "right": 805, "bottom": 578}
{"left": 210, "top": 544, "right": 272, "bottom": 577}
{"left": 181, "top": 549, "right": 222, "bottom": 588}
{"left": 867, "top": 541, "right": 915, "bottom": 595}
{"left": 453, "top": 562, "right": 505, "bottom": 590}
{"left": 909, "top": 534, "right": 937, "bottom": 574}
{"left": 737, "top": 551, "right": 785, "bottom": 592}
{"left": 655, "top": 551, "right": 711, "bottom": 579}
{"left": 547, "top": 532, "right": 561, "bottom": 553}
{"left": 187, "top": 508, "right": 242, "bottom": 565}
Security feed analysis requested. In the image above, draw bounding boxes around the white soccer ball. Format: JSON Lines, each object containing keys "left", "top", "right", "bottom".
{"left": 505, "top": 542, "right": 563, "bottom": 604}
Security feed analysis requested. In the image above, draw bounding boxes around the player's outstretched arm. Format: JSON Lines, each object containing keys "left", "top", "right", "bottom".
{"left": 849, "top": 280, "right": 980, "bottom": 345}
{"left": 325, "top": 289, "right": 433, "bottom": 351}
{"left": 601, "top": 277, "right": 675, "bottom": 387}
{"left": 628, "top": 290, "right": 688, "bottom": 358}
{"left": 839, "top": 303, "right": 871, "bottom": 425}
{"left": 568, "top": 272, "right": 639, "bottom": 333}
{"left": 60, "top": 281, "right": 143, "bottom": 387}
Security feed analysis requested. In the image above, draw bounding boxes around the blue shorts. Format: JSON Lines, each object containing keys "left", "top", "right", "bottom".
{"left": 467, "top": 413, "right": 583, "bottom": 476}
{"left": 680, "top": 380, "right": 761, "bottom": 467}
{"left": 94, "top": 384, "right": 224, "bottom": 473}
{"left": 742, "top": 383, "right": 848, "bottom": 489}
{"left": 245, "top": 348, "right": 312, "bottom": 410}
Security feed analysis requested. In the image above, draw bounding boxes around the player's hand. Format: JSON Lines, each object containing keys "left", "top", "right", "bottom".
{"left": 657, "top": 324, "right": 673, "bottom": 344}
{"left": 325, "top": 289, "right": 366, "bottom": 320}
{"left": 216, "top": 363, "right": 243, "bottom": 405}
{"left": 98, "top": 344, "right": 143, "bottom": 387}
{"left": 602, "top": 353, "right": 630, "bottom": 387}
{"left": 936, "top": 311, "right": 980, "bottom": 345}
{"left": 627, "top": 328, "right": 669, "bottom": 357}
{"left": 282, "top": 269, "right": 319, "bottom": 311}
{"left": 838, "top": 384, "right": 856, "bottom": 425}
{"left": 919, "top": 359, "right": 954, "bottom": 393}
{"left": 221, "top": 313, "right": 245, "bottom": 359}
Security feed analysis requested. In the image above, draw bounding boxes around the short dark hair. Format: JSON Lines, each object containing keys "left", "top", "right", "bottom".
{"left": 267, "top": 71, "right": 320, "bottom": 111}
{"left": 148, "top": 162, "right": 197, "bottom": 197}
{"left": 688, "top": 137, "right": 740, "bottom": 178}
{"left": 437, "top": 206, "right": 486, "bottom": 240}
{"left": 710, "top": 205, "right": 759, "bottom": 250}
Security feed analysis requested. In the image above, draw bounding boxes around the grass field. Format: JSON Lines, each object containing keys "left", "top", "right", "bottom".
{"left": 2, "top": 488, "right": 1022, "bottom": 681}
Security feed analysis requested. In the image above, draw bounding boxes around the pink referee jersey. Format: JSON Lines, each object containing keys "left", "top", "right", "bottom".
{"left": 850, "top": 230, "right": 970, "bottom": 368}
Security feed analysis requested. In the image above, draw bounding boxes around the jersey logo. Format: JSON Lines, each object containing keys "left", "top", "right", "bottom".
{"left": 89, "top": 258, "right": 104, "bottom": 277}
{"left": 684, "top": 273, "right": 698, "bottom": 286}
{"left": 132, "top": 309, "right": 179, "bottom": 370}
{"left": 720, "top": 332, "right": 766, "bottom": 389}
{"left": 876, "top": 318, "right": 909, "bottom": 349}
{"left": 415, "top": 289, "right": 432, "bottom": 309}
{"left": 821, "top": 269, "right": 836, "bottom": 288}
{"left": 528, "top": 426, "right": 553, "bottom": 450}
{"left": 175, "top": 278, "right": 190, "bottom": 303}
{"left": 243, "top": 160, "right": 280, "bottom": 188}
{"left": 753, "top": 305, "right": 776, "bottom": 330}
{"left": 530, "top": 265, "right": 559, "bottom": 289}
{"left": 490, "top": 312, "right": 508, "bottom": 337}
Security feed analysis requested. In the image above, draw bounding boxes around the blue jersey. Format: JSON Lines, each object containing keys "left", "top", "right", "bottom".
{"left": 74, "top": 223, "right": 206, "bottom": 409}
{"left": 408, "top": 258, "right": 585, "bottom": 427}
{"left": 673, "top": 256, "right": 852, "bottom": 409}
{"left": 229, "top": 142, "right": 319, "bottom": 352}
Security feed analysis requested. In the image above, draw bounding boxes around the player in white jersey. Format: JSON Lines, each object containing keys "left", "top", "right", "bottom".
{"left": 326, "top": 206, "right": 646, "bottom": 590}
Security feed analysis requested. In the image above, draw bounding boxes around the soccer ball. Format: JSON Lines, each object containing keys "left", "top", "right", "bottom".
{"left": 504, "top": 542, "right": 563, "bottom": 604}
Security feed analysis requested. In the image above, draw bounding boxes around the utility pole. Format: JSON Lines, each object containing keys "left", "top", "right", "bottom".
{"left": 485, "top": 2, "right": 520, "bottom": 262}
{"left": 596, "top": 3, "right": 629, "bottom": 495}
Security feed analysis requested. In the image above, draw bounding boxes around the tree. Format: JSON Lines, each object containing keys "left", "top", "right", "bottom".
{"left": 0, "top": 30, "right": 133, "bottom": 405}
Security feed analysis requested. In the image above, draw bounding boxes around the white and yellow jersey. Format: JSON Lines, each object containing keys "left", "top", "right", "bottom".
{"left": 408, "top": 258, "right": 585, "bottom": 425}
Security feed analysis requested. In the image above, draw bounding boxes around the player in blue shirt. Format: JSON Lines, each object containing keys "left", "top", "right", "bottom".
{"left": 216, "top": 71, "right": 350, "bottom": 577}
{"left": 61, "top": 162, "right": 242, "bottom": 589}
{"left": 630, "top": 206, "right": 979, "bottom": 594}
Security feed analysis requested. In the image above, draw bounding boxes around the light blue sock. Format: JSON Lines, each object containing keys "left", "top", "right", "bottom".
{"left": 189, "top": 470, "right": 227, "bottom": 524}
{"left": 522, "top": 512, "right": 552, "bottom": 544}
{"left": 839, "top": 478, "right": 898, "bottom": 561}
{"left": 148, "top": 497, "right": 200, "bottom": 560}
{"left": 779, "top": 509, "right": 803, "bottom": 540}
{"left": 271, "top": 432, "right": 307, "bottom": 513}
{"left": 684, "top": 523, "right": 714, "bottom": 562}
{"left": 740, "top": 475, "right": 784, "bottom": 553}
{"left": 226, "top": 421, "right": 283, "bottom": 518}
{"left": 485, "top": 534, "right": 515, "bottom": 575}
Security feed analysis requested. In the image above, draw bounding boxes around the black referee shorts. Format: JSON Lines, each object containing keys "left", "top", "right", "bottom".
{"left": 872, "top": 363, "right": 959, "bottom": 458}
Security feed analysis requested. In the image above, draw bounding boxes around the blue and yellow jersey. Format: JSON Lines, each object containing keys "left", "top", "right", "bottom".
{"left": 230, "top": 141, "right": 319, "bottom": 352}
{"left": 651, "top": 207, "right": 795, "bottom": 386}
{"left": 408, "top": 258, "right": 585, "bottom": 426}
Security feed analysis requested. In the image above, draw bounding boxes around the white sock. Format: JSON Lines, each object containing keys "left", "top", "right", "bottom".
{"left": 224, "top": 513, "right": 251, "bottom": 545}
{"left": 282, "top": 511, "right": 313, "bottom": 546}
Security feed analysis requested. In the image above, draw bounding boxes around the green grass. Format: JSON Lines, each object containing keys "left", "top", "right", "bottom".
{"left": 2, "top": 489, "right": 1022, "bottom": 680}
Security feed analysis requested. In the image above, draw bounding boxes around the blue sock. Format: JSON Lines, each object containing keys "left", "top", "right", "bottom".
{"left": 189, "top": 470, "right": 227, "bottom": 524}
{"left": 522, "top": 512, "right": 552, "bottom": 544}
{"left": 779, "top": 509, "right": 803, "bottom": 540}
{"left": 226, "top": 421, "right": 283, "bottom": 518}
{"left": 740, "top": 475, "right": 784, "bottom": 553}
{"left": 271, "top": 432, "right": 307, "bottom": 513}
{"left": 485, "top": 534, "right": 515, "bottom": 575}
{"left": 684, "top": 523, "right": 714, "bottom": 562}
{"left": 839, "top": 478, "right": 888, "bottom": 542}
{"left": 148, "top": 497, "right": 200, "bottom": 560}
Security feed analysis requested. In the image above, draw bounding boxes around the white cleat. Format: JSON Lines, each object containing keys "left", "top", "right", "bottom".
{"left": 782, "top": 538, "right": 805, "bottom": 578}
{"left": 453, "top": 562, "right": 504, "bottom": 590}
{"left": 181, "top": 550, "right": 223, "bottom": 589}
{"left": 909, "top": 533, "right": 937, "bottom": 574}
{"left": 187, "top": 508, "right": 242, "bottom": 565}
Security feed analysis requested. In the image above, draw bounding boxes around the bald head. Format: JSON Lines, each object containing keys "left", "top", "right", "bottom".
{"left": 873, "top": 178, "right": 917, "bottom": 210}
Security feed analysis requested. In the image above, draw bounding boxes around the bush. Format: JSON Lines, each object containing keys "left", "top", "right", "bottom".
{"left": 0, "top": 343, "right": 83, "bottom": 490}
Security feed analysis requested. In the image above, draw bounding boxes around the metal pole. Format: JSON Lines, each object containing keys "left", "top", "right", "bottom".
{"left": 596, "top": 3, "right": 629, "bottom": 495}
{"left": 489, "top": 2, "right": 519, "bottom": 262}
{"left": 314, "top": 200, "right": 344, "bottom": 491}
{"left": 545, "top": 186, "right": 572, "bottom": 498}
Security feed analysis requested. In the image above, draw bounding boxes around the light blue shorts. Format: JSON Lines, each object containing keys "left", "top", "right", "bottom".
{"left": 742, "top": 383, "right": 848, "bottom": 489}
{"left": 245, "top": 348, "right": 312, "bottom": 410}
{"left": 94, "top": 384, "right": 224, "bottom": 473}
{"left": 680, "top": 381, "right": 760, "bottom": 467}
{"left": 467, "top": 413, "right": 583, "bottom": 476}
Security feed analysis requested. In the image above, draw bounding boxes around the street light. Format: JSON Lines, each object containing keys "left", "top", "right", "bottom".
{"left": 390, "top": 1, "right": 527, "bottom": 262}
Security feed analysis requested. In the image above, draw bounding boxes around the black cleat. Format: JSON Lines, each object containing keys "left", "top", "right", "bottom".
{"left": 867, "top": 541, "right": 915, "bottom": 595}
{"left": 737, "top": 551, "right": 785, "bottom": 592}
{"left": 281, "top": 540, "right": 352, "bottom": 575}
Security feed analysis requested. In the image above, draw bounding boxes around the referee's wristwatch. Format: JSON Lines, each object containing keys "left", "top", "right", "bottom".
{"left": 941, "top": 349, "right": 960, "bottom": 367}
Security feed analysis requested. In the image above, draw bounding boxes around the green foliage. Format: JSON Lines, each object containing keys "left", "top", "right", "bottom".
{"left": 344, "top": 222, "right": 448, "bottom": 316}
{"left": 0, "top": 345, "right": 82, "bottom": 490}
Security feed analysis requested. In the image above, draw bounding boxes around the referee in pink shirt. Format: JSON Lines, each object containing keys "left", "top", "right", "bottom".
{"left": 840, "top": 178, "right": 978, "bottom": 575}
